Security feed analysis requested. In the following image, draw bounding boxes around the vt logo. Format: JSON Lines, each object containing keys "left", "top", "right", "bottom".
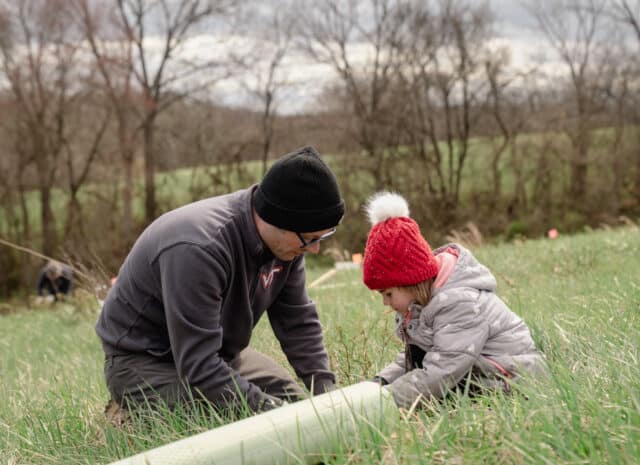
{"left": 260, "top": 266, "right": 283, "bottom": 289}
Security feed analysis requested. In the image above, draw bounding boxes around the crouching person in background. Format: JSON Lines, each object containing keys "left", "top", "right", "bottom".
{"left": 362, "top": 192, "right": 547, "bottom": 409}
{"left": 36, "top": 260, "right": 73, "bottom": 303}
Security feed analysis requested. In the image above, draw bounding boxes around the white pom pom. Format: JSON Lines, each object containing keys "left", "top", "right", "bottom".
{"left": 365, "top": 192, "right": 410, "bottom": 225}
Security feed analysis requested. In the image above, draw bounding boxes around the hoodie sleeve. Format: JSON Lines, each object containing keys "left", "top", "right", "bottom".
{"left": 158, "top": 243, "right": 260, "bottom": 406}
{"left": 267, "top": 256, "right": 335, "bottom": 394}
{"left": 389, "top": 301, "right": 489, "bottom": 408}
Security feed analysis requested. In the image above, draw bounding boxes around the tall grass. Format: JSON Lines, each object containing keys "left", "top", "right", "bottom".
{"left": 1, "top": 226, "right": 639, "bottom": 464}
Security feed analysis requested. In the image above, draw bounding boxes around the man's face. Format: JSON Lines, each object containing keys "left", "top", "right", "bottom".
{"left": 269, "top": 228, "right": 335, "bottom": 261}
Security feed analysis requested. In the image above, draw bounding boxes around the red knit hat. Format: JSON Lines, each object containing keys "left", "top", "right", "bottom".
{"left": 362, "top": 192, "right": 439, "bottom": 290}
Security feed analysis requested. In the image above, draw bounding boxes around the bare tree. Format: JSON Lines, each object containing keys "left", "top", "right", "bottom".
{"left": 0, "top": 3, "right": 8, "bottom": 51}
{"left": 0, "top": 97, "right": 35, "bottom": 245}
{"left": 526, "top": 0, "right": 611, "bottom": 204}
{"left": 395, "top": 0, "right": 493, "bottom": 218}
{"left": 0, "top": 4, "right": 15, "bottom": 239}
{"left": 0, "top": 0, "right": 80, "bottom": 255}
{"left": 112, "top": 0, "right": 239, "bottom": 223}
{"left": 0, "top": 128, "right": 18, "bottom": 242}
{"left": 238, "top": 4, "right": 293, "bottom": 175}
{"left": 61, "top": 89, "right": 112, "bottom": 242}
{"left": 73, "top": 0, "right": 139, "bottom": 245}
{"left": 610, "top": 0, "right": 640, "bottom": 204}
{"left": 295, "top": 0, "right": 497, "bottom": 225}
{"left": 0, "top": 108, "right": 36, "bottom": 244}
{"left": 296, "top": 0, "right": 407, "bottom": 188}
{"left": 612, "top": 1, "right": 640, "bottom": 40}
{"left": 483, "top": 50, "right": 528, "bottom": 203}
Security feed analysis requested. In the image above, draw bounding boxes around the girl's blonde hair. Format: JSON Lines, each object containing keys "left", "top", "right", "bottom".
{"left": 402, "top": 279, "right": 434, "bottom": 306}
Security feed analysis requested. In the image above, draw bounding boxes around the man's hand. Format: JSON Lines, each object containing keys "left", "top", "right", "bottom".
{"left": 370, "top": 376, "right": 389, "bottom": 386}
{"left": 246, "top": 385, "right": 286, "bottom": 413}
{"left": 312, "top": 377, "right": 336, "bottom": 395}
{"left": 256, "top": 392, "right": 285, "bottom": 412}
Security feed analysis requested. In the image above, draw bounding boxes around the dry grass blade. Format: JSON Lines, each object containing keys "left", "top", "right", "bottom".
{"left": 445, "top": 222, "right": 484, "bottom": 249}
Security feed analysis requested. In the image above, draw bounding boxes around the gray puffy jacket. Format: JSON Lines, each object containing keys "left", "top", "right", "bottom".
{"left": 378, "top": 244, "right": 547, "bottom": 408}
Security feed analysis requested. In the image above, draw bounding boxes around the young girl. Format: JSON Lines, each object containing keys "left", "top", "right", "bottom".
{"left": 362, "top": 192, "right": 546, "bottom": 408}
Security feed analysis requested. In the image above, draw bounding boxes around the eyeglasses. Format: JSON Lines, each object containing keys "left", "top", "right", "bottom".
{"left": 296, "top": 228, "right": 336, "bottom": 249}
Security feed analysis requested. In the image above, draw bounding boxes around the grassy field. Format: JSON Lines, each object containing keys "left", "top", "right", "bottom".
{"left": 1, "top": 226, "right": 639, "bottom": 464}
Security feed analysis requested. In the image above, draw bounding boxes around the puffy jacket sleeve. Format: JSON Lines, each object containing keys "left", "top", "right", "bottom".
{"left": 267, "top": 256, "right": 335, "bottom": 394}
{"left": 377, "top": 352, "right": 406, "bottom": 384}
{"left": 389, "top": 301, "right": 489, "bottom": 408}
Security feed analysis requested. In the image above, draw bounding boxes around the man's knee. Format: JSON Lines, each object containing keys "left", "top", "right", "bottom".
{"left": 231, "top": 348, "right": 305, "bottom": 400}
{"left": 104, "top": 353, "right": 191, "bottom": 410}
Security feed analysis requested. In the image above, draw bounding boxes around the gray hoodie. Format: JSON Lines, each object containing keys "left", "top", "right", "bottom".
{"left": 378, "top": 244, "right": 547, "bottom": 408}
{"left": 96, "top": 187, "right": 335, "bottom": 405}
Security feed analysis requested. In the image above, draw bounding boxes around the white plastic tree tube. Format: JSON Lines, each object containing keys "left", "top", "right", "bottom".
{"left": 107, "top": 381, "right": 398, "bottom": 465}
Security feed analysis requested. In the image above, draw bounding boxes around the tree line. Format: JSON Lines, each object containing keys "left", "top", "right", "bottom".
{"left": 1, "top": 0, "right": 639, "bottom": 297}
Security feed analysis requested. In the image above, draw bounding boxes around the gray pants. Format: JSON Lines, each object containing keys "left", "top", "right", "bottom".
{"left": 104, "top": 348, "right": 305, "bottom": 411}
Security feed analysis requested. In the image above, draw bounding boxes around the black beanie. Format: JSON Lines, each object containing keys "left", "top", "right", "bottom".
{"left": 254, "top": 146, "right": 345, "bottom": 232}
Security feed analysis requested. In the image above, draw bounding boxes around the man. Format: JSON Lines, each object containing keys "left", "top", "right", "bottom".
{"left": 96, "top": 146, "right": 344, "bottom": 415}
{"left": 36, "top": 260, "right": 73, "bottom": 302}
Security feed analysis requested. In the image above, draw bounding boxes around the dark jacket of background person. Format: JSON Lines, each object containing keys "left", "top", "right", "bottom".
{"left": 96, "top": 186, "right": 336, "bottom": 408}
{"left": 37, "top": 261, "right": 73, "bottom": 300}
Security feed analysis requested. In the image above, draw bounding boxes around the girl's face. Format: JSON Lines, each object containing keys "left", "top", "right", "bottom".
{"left": 379, "top": 287, "right": 415, "bottom": 315}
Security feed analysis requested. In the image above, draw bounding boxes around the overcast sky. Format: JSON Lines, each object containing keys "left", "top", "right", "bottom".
{"left": 0, "top": 0, "right": 556, "bottom": 114}
{"left": 1, "top": 0, "right": 589, "bottom": 115}
{"left": 491, "top": 0, "right": 536, "bottom": 37}
{"left": 211, "top": 0, "right": 551, "bottom": 114}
